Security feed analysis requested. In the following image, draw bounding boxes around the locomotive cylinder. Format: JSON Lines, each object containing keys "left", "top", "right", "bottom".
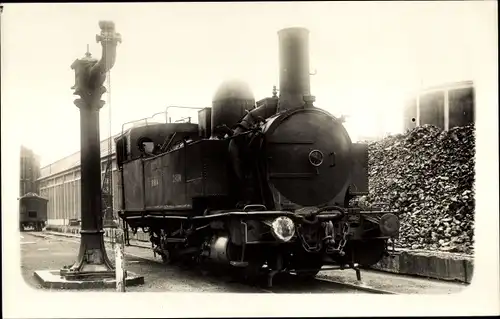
{"left": 211, "top": 79, "right": 256, "bottom": 138}
{"left": 277, "top": 27, "right": 313, "bottom": 111}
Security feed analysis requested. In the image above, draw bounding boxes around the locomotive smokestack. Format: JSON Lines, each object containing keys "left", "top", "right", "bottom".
{"left": 277, "top": 27, "right": 314, "bottom": 111}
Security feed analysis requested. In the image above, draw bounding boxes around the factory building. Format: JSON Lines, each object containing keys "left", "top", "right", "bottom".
{"left": 403, "top": 80, "right": 475, "bottom": 132}
{"left": 38, "top": 136, "right": 121, "bottom": 226}
{"left": 20, "top": 146, "right": 41, "bottom": 196}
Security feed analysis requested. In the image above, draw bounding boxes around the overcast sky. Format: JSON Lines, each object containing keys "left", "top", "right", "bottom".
{"left": 2, "top": 2, "right": 494, "bottom": 166}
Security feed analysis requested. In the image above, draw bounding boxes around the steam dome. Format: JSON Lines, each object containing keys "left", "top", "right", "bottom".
{"left": 211, "top": 79, "right": 256, "bottom": 137}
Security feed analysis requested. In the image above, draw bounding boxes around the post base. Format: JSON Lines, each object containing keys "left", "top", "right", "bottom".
{"left": 34, "top": 270, "right": 144, "bottom": 289}
{"left": 59, "top": 267, "right": 115, "bottom": 280}
{"left": 59, "top": 230, "right": 115, "bottom": 278}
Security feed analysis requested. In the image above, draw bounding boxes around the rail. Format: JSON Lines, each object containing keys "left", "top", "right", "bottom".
{"left": 32, "top": 230, "right": 397, "bottom": 294}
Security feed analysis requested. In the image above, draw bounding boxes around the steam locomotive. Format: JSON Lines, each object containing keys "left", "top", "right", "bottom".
{"left": 115, "top": 27, "right": 400, "bottom": 286}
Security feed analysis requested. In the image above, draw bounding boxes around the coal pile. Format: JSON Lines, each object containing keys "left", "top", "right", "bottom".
{"left": 359, "top": 124, "right": 475, "bottom": 254}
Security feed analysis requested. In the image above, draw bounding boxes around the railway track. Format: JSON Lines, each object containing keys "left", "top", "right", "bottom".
{"left": 28, "top": 231, "right": 396, "bottom": 294}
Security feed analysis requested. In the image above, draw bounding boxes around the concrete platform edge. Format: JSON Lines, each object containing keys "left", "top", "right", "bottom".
{"left": 369, "top": 250, "right": 474, "bottom": 284}
{"left": 43, "top": 225, "right": 474, "bottom": 284}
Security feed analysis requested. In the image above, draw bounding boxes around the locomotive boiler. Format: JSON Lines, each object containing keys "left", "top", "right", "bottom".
{"left": 115, "top": 27, "right": 400, "bottom": 286}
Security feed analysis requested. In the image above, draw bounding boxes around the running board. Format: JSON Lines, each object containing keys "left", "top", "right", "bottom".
{"left": 230, "top": 261, "right": 249, "bottom": 267}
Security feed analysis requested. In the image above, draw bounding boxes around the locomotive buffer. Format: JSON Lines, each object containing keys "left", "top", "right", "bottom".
{"left": 34, "top": 21, "right": 143, "bottom": 290}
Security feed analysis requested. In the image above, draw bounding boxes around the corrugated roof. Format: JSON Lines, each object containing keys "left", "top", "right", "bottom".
{"left": 18, "top": 192, "right": 48, "bottom": 201}
{"left": 39, "top": 135, "right": 118, "bottom": 180}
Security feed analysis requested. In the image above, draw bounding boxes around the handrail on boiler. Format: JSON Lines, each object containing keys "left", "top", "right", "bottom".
{"left": 165, "top": 105, "right": 204, "bottom": 123}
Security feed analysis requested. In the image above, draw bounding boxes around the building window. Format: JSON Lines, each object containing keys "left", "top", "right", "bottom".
{"left": 58, "top": 184, "right": 62, "bottom": 219}
{"left": 404, "top": 98, "right": 417, "bottom": 131}
{"left": 48, "top": 187, "right": 53, "bottom": 219}
{"left": 77, "top": 179, "right": 81, "bottom": 217}
{"left": 64, "top": 181, "right": 68, "bottom": 220}
{"left": 71, "top": 181, "right": 75, "bottom": 219}
{"left": 448, "top": 87, "right": 474, "bottom": 129}
{"left": 419, "top": 91, "right": 445, "bottom": 130}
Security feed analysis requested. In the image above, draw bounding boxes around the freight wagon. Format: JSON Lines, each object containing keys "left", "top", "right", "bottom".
{"left": 19, "top": 192, "right": 48, "bottom": 231}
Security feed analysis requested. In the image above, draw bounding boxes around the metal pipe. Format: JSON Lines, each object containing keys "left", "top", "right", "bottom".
{"left": 277, "top": 27, "right": 313, "bottom": 111}
{"left": 90, "top": 21, "right": 122, "bottom": 82}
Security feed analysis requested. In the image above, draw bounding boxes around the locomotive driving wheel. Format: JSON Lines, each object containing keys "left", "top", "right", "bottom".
{"left": 160, "top": 250, "right": 170, "bottom": 264}
{"left": 346, "top": 239, "right": 386, "bottom": 267}
{"left": 241, "top": 262, "right": 264, "bottom": 283}
{"left": 291, "top": 253, "right": 323, "bottom": 280}
{"left": 160, "top": 246, "right": 182, "bottom": 265}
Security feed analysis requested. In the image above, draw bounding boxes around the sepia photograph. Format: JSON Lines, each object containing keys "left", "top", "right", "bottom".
{"left": 2, "top": 1, "right": 498, "bottom": 317}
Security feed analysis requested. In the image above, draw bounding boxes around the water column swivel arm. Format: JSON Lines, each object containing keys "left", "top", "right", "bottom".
{"left": 70, "top": 21, "right": 122, "bottom": 109}
{"left": 90, "top": 21, "right": 122, "bottom": 89}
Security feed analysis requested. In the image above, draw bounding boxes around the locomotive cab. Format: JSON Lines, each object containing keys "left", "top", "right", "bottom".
{"left": 115, "top": 121, "right": 200, "bottom": 166}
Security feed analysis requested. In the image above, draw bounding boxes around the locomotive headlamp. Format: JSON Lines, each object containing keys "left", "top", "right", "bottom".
{"left": 379, "top": 213, "right": 400, "bottom": 237}
{"left": 271, "top": 216, "right": 296, "bottom": 242}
